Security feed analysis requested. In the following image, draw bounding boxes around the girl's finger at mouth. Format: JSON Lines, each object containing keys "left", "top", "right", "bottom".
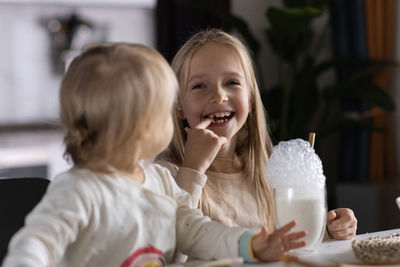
{"left": 195, "top": 117, "right": 213, "bottom": 129}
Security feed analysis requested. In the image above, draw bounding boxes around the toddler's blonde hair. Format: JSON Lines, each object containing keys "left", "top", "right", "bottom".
{"left": 61, "top": 43, "right": 177, "bottom": 174}
{"left": 165, "top": 29, "right": 275, "bottom": 229}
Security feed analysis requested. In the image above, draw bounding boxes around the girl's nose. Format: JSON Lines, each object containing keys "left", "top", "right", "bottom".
{"left": 210, "top": 86, "right": 228, "bottom": 104}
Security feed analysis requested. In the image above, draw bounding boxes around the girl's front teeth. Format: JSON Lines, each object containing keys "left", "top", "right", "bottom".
{"left": 209, "top": 112, "right": 232, "bottom": 123}
{"left": 213, "top": 112, "right": 231, "bottom": 118}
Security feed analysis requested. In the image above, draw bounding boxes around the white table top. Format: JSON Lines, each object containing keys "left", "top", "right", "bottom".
{"left": 294, "top": 228, "right": 400, "bottom": 266}
{"left": 186, "top": 228, "right": 400, "bottom": 267}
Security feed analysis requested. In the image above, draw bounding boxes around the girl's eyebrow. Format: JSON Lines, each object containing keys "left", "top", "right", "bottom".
{"left": 187, "top": 74, "right": 206, "bottom": 84}
{"left": 187, "top": 72, "right": 244, "bottom": 84}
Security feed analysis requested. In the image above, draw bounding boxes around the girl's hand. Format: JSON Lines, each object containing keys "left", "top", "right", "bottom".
{"left": 182, "top": 118, "right": 227, "bottom": 173}
{"left": 326, "top": 208, "right": 357, "bottom": 240}
{"left": 252, "top": 220, "right": 307, "bottom": 262}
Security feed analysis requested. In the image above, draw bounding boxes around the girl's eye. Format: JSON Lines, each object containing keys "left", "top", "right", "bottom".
{"left": 192, "top": 83, "right": 205, "bottom": 90}
{"left": 227, "top": 80, "right": 240, "bottom": 86}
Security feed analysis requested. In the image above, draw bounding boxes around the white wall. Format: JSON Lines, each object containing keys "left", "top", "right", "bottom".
{"left": 0, "top": 2, "right": 155, "bottom": 125}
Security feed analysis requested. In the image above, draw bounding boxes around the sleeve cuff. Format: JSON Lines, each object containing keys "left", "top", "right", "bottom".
{"left": 239, "top": 231, "right": 260, "bottom": 263}
{"left": 178, "top": 167, "right": 207, "bottom": 186}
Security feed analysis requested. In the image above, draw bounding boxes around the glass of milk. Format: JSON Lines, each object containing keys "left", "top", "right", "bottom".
{"left": 274, "top": 185, "right": 327, "bottom": 253}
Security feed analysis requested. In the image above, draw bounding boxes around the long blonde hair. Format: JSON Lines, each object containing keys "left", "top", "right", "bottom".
{"left": 61, "top": 43, "right": 177, "bottom": 174}
{"left": 165, "top": 29, "right": 275, "bottom": 229}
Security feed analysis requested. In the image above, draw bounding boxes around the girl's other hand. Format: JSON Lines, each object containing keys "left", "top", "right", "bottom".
{"left": 252, "top": 220, "right": 306, "bottom": 262}
{"left": 182, "top": 118, "right": 227, "bottom": 173}
{"left": 326, "top": 208, "right": 357, "bottom": 240}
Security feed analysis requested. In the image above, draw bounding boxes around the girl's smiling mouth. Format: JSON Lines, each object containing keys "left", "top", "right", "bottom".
{"left": 203, "top": 111, "right": 235, "bottom": 124}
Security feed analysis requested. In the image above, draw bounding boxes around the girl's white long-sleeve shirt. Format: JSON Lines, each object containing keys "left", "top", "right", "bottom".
{"left": 156, "top": 160, "right": 261, "bottom": 230}
{"left": 2, "top": 163, "right": 249, "bottom": 267}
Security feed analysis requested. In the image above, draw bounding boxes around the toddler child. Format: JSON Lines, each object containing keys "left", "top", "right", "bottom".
{"left": 158, "top": 29, "right": 357, "bottom": 240}
{"left": 2, "top": 43, "right": 307, "bottom": 267}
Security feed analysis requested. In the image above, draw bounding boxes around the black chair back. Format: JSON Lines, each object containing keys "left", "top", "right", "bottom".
{"left": 0, "top": 178, "right": 50, "bottom": 263}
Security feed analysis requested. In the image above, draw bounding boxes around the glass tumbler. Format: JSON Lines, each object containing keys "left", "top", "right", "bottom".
{"left": 274, "top": 186, "right": 327, "bottom": 253}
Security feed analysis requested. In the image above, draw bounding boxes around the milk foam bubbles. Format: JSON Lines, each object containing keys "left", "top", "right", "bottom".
{"left": 267, "top": 139, "right": 327, "bottom": 251}
{"left": 266, "top": 139, "right": 326, "bottom": 188}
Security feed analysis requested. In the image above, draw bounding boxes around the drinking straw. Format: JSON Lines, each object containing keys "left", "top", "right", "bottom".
{"left": 308, "top": 132, "right": 316, "bottom": 148}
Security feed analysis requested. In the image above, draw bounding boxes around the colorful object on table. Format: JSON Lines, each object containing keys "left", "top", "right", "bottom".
{"left": 352, "top": 232, "right": 400, "bottom": 263}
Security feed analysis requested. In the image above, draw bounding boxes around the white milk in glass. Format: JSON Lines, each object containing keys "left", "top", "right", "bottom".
{"left": 274, "top": 186, "right": 326, "bottom": 252}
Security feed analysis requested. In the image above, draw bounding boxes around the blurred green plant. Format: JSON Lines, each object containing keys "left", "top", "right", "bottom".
{"left": 174, "top": 0, "right": 396, "bottom": 143}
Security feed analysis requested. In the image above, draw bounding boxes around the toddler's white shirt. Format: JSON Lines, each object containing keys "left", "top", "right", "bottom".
{"left": 2, "top": 164, "right": 247, "bottom": 267}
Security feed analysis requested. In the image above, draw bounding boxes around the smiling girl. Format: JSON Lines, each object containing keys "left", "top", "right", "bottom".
{"left": 158, "top": 29, "right": 357, "bottom": 247}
